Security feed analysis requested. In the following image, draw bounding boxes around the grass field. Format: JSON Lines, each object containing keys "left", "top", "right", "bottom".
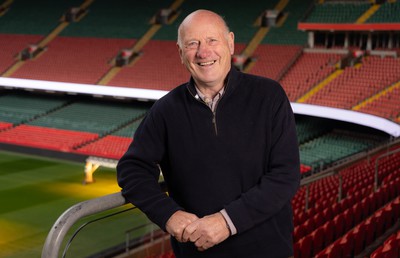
{"left": 0, "top": 150, "right": 150, "bottom": 258}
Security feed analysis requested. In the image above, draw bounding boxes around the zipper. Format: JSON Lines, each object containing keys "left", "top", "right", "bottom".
{"left": 212, "top": 111, "right": 218, "bottom": 136}
{"left": 187, "top": 76, "right": 230, "bottom": 136}
{"left": 187, "top": 87, "right": 219, "bottom": 135}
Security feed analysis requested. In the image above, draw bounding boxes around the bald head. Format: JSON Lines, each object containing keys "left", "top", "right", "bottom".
{"left": 177, "top": 10, "right": 230, "bottom": 48}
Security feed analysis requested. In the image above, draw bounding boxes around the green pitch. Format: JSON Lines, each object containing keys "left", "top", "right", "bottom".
{"left": 0, "top": 150, "right": 150, "bottom": 258}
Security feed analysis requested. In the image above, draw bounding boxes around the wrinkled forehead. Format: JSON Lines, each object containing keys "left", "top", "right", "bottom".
{"left": 180, "top": 16, "right": 227, "bottom": 40}
{"left": 178, "top": 10, "right": 229, "bottom": 41}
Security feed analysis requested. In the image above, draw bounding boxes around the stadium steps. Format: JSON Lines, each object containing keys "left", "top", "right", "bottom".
{"left": 352, "top": 80, "right": 400, "bottom": 111}
{"left": 2, "top": 0, "right": 94, "bottom": 78}
{"left": 296, "top": 69, "right": 343, "bottom": 103}
{"left": 366, "top": 1, "right": 400, "bottom": 23}
{"left": 279, "top": 51, "right": 343, "bottom": 101}
{"left": 240, "top": 0, "right": 289, "bottom": 60}
{"left": 261, "top": 0, "right": 312, "bottom": 45}
{"left": 304, "top": 2, "right": 371, "bottom": 23}
{"left": 355, "top": 4, "right": 381, "bottom": 24}
{"left": 301, "top": 55, "right": 400, "bottom": 109}
{"left": 0, "top": 0, "right": 13, "bottom": 16}
{"left": 97, "top": 0, "right": 184, "bottom": 85}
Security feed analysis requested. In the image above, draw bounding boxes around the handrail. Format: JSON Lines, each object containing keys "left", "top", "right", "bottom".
{"left": 374, "top": 147, "right": 400, "bottom": 191}
{"left": 41, "top": 192, "right": 127, "bottom": 258}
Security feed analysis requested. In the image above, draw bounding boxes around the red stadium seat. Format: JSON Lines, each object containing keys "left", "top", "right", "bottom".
{"left": 297, "top": 235, "right": 313, "bottom": 258}
{"left": 350, "top": 223, "right": 366, "bottom": 256}
{"left": 322, "top": 220, "right": 335, "bottom": 247}
{"left": 311, "top": 227, "right": 325, "bottom": 256}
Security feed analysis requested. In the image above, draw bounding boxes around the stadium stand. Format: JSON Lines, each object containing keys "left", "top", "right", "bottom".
{"left": 0, "top": 92, "right": 69, "bottom": 124}
{"left": 0, "top": 34, "right": 42, "bottom": 74}
{"left": 249, "top": 44, "right": 302, "bottom": 82}
{"left": 0, "top": 124, "right": 98, "bottom": 152}
{"left": 0, "top": 0, "right": 399, "bottom": 257}
{"left": 26, "top": 100, "right": 148, "bottom": 135}
{"left": 262, "top": 0, "right": 312, "bottom": 45}
{"left": 0, "top": 0, "right": 81, "bottom": 35}
{"left": 367, "top": 1, "right": 400, "bottom": 23}
{"left": 304, "top": 2, "right": 371, "bottom": 24}
{"left": 279, "top": 51, "right": 344, "bottom": 101}
{"left": 107, "top": 40, "right": 188, "bottom": 90}
{"left": 60, "top": 0, "right": 172, "bottom": 39}
{"left": 9, "top": 36, "right": 134, "bottom": 84}
{"left": 293, "top": 145, "right": 400, "bottom": 257}
{"left": 354, "top": 80, "right": 400, "bottom": 120}
{"left": 303, "top": 55, "right": 400, "bottom": 109}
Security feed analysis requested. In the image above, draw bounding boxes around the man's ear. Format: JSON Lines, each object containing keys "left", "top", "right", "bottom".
{"left": 177, "top": 43, "right": 184, "bottom": 64}
{"left": 228, "top": 32, "right": 235, "bottom": 55}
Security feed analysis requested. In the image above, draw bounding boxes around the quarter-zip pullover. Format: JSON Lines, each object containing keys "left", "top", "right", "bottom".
{"left": 117, "top": 67, "right": 300, "bottom": 257}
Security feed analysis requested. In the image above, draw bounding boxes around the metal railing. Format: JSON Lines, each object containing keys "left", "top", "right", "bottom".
{"left": 42, "top": 192, "right": 127, "bottom": 258}
{"left": 42, "top": 138, "right": 400, "bottom": 257}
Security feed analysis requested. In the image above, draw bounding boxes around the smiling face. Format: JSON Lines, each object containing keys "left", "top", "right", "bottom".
{"left": 177, "top": 10, "right": 234, "bottom": 90}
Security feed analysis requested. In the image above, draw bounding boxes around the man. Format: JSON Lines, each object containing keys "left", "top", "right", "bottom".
{"left": 117, "top": 9, "right": 300, "bottom": 258}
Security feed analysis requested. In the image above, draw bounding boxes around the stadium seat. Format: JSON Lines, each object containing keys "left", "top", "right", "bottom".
{"left": 310, "top": 227, "right": 325, "bottom": 256}
{"left": 322, "top": 220, "right": 335, "bottom": 247}
{"left": 350, "top": 223, "right": 366, "bottom": 256}
{"left": 297, "top": 235, "right": 312, "bottom": 258}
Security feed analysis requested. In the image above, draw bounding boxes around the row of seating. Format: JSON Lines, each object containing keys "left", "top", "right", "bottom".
{"left": 304, "top": 56, "right": 400, "bottom": 109}
{"left": 370, "top": 230, "right": 400, "bottom": 258}
{"left": 299, "top": 130, "right": 382, "bottom": 171}
{"left": 0, "top": 124, "right": 98, "bottom": 151}
{"left": 295, "top": 177, "right": 399, "bottom": 257}
{"left": 262, "top": 0, "right": 312, "bottom": 45}
{"left": 75, "top": 135, "right": 132, "bottom": 160}
{"left": 304, "top": 2, "right": 371, "bottom": 23}
{"left": 250, "top": 45, "right": 302, "bottom": 81}
{"left": 0, "top": 122, "right": 12, "bottom": 131}
{"left": 293, "top": 146, "right": 400, "bottom": 227}
{"left": 280, "top": 52, "right": 344, "bottom": 102}
{"left": 367, "top": 1, "right": 400, "bottom": 23}
{"left": 10, "top": 36, "right": 133, "bottom": 84}
{"left": 293, "top": 146, "right": 400, "bottom": 257}
{"left": 27, "top": 100, "right": 148, "bottom": 135}
{"left": 315, "top": 196, "right": 400, "bottom": 257}
{"left": 357, "top": 85, "right": 400, "bottom": 120}
{"left": 0, "top": 34, "right": 42, "bottom": 74}
{"left": 0, "top": 92, "right": 69, "bottom": 124}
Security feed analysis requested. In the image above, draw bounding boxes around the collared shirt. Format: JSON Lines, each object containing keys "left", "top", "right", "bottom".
{"left": 195, "top": 86, "right": 224, "bottom": 113}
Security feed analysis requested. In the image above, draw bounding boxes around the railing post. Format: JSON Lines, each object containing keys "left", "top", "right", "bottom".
{"left": 338, "top": 173, "right": 343, "bottom": 202}
{"left": 305, "top": 184, "right": 309, "bottom": 212}
{"left": 42, "top": 192, "right": 127, "bottom": 258}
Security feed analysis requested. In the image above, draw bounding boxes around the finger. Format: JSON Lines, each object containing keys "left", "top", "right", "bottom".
{"left": 198, "top": 240, "right": 214, "bottom": 251}
{"left": 194, "top": 236, "right": 207, "bottom": 248}
{"left": 189, "top": 230, "right": 202, "bottom": 242}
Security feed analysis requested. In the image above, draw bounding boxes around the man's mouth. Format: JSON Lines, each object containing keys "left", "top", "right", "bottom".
{"left": 198, "top": 60, "right": 216, "bottom": 66}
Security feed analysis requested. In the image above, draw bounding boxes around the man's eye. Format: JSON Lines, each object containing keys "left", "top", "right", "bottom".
{"left": 208, "top": 39, "right": 218, "bottom": 45}
{"left": 186, "top": 41, "right": 199, "bottom": 49}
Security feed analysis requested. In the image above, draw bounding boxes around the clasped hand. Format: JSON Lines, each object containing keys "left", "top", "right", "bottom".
{"left": 165, "top": 210, "right": 230, "bottom": 251}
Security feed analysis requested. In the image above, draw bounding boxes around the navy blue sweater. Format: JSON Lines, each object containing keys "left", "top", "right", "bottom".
{"left": 117, "top": 67, "right": 300, "bottom": 257}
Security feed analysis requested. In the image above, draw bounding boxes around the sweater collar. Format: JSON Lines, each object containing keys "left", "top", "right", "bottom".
{"left": 186, "top": 66, "right": 240, "bottom": 99}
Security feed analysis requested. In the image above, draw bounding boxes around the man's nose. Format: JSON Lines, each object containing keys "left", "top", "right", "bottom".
{"left": 196, "top": 43, "right": 211, "bottom": 58}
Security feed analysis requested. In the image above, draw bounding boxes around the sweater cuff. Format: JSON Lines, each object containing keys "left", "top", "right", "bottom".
{"left": 220, "top": 209, "right": 237, "bottom": 235}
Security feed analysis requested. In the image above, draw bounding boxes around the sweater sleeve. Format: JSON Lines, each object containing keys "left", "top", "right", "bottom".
{"left": 224, "top": 87, "right": 301, "bottom": 234}
{"left": 117, "top": 105, "right": 183, "bottom": 231}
